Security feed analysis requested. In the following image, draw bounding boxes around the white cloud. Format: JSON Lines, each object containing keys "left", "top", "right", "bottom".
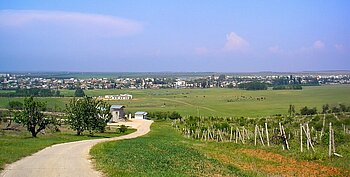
{"left": 313, "top": 40, "right": 325, "bottom": 49}
{"left": 0, "top": 10, "right": 143, "bottom": 38}
{"left": 223, "top": 32, "right": 249, "bottom": 52}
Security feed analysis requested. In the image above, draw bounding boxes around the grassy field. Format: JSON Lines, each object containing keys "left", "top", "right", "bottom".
{"left": 1, "top": 85, "right": 349, "bottom": 117}
{"left": 91, "top": 121, "right": 350, "bottom": 177}
{"left": 1, "top": 85, "right": 350, "bottom": 176}
{"left": 0, "top": 124, "right": 135, "bottom": 171}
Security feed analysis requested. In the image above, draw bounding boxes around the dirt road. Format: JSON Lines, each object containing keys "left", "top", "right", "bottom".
{"left": 0, "top": 119, "right": 153, "bottom": 177}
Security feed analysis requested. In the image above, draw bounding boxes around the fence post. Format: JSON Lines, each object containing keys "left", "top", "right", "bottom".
{"left": 265, "top": 122, "right": 270, "bottom": 146}
{"left": 329, "top": 122, "right": 332, "bottom": 158}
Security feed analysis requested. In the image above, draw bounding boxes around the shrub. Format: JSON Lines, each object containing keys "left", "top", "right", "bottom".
{"left": 118, "top": 125, "right": 128, "bottom": 133}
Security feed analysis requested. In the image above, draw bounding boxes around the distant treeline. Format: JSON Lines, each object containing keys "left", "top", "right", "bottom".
{"left": 273, "top": 85, "right": 302, "bottom": 90}
{"left": 0, "top": 88, "right": 61, "bottom": 97}
{"left": 238, "top": 82, "right": 268, "bottom": 90}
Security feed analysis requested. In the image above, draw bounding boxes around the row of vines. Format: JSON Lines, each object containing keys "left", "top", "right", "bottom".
{"left": 172, "top": 112, "right": 350, "bottom": 158}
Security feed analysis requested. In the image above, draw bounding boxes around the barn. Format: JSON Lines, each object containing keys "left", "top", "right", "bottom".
{"left": 134, "top": 112, "right": 148, "bottom": 120}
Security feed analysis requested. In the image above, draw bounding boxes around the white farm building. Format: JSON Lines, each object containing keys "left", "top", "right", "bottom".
{"left": 134, "top": 112, "right": 148, "bottom": 120}
{"left": 103, "top": 94, "right": 133, "bottom": 100}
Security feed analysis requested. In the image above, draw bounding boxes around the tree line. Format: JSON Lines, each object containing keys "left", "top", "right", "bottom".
{"left": 238, "top": 82, "right": 268, "bottom": 90}
{"left": 0, "top": 88, "right": 61, "bottom": 97}
{"left": 273, "top": 85, "right": 302, "bottom": 90}
{"left": 288, "top": 103, "right": 350, "bottom": 116}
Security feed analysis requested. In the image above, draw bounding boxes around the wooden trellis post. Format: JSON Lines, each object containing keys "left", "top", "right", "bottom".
{"left": 235, "top": 128, "right": 238, "bottom": 143}
{"left": 300, "top": 124, "right": 303, "bottom": 152}
{"left": 320, "top": 114, "right": 326, "bottom": 141}
{"left": 254, "top": 125, "right": 257, "bottom": 146}
{"left": 218, "top": 130, "right": 223, "bottom": 142}
{"left": 343, "top": 124, "right": 346, "bottom": 134}
{"left": 230, "top": 127, "right": 233, "bottom": 142}
{"left": 329, "top": 122, "right": 333, "bottom": 157}
{"left": 328, "top": 123, "right": 342, "bottom": 158}
{"left": 300, "top": 124, "right": 315, "bottom": 152}
{"left": 265, "top": 122, "right": 270, "bottom": 146}
{"left": 306, "top": 124, "right": 310, "bottom": 150}
{"left": 279, "top": 122, "right": 289, "bottom": 150}
{"left": 254, "top": 125, "right": 265, "bottom": 146}
{"left": 236, "top": 127, "right": 245, "bottom": 144}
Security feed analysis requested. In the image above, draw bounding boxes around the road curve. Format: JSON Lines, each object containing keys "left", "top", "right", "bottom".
{"left": 0, "top": 119, "right": 153, "bottom": 177}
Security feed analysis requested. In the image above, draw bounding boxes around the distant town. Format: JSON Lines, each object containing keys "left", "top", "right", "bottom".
{"left": 0, "top": 72, "right": 349, "bottom": 90}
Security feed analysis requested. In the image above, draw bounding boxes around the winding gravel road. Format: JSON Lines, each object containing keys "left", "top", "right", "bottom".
{"left": 0, "top": 119, "right": 153, "bottom": 177}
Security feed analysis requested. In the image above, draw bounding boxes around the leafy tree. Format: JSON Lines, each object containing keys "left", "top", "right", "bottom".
{"left": 322, "top": 104, "right": 329, "bottom": 114}
{"left": 14, "top": 97, "right": 55, "bottom": 137}
{"left": 74, "top": 88, "right": 85, "bottom": 97}
{"left": 300, "top": 106, "right": 317, "bottom": 115}
{"left": 288, "top": 104, "right": 295, "bottom": 116}
{"left": 66, "top": 96, "right": 111, "bottom": 135}
{"left": 8, "top": 101, "right": 23, "bottom": 110}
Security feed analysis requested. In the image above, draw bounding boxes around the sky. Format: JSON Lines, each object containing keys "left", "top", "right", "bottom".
{"left": 0, "top": 0, "right": 349, "bottom": 72}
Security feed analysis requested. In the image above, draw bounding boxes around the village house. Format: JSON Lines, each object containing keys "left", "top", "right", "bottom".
{"left": 109, "top": 105, "right": 125, "bottom": 122}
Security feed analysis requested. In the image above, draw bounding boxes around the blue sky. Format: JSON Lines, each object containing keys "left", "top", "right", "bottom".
{"left": 0, "top": 0, "right": 349, "bottom": 72}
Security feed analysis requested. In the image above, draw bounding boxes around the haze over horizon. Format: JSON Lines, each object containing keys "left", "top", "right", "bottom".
{"left": 1, "top": 1, "right": 349, "bottom": 72}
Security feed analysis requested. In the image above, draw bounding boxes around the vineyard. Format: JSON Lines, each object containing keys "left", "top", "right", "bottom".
{"left": 173, "top": 112, "right": 350, "bottom": 160}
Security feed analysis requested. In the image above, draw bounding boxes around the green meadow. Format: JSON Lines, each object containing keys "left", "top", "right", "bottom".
{"left": 1, "top": 85, "right": 350, "bottom": 117}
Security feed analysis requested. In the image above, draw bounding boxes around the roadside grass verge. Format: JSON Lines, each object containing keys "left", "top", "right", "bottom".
{"left": 90, "top": 121, "right": 248, "bottom": 177}
{"left": 0, "top": 126, "right": 135, "bottom": 171}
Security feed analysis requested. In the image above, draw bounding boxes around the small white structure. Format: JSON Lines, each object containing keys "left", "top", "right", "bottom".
{"left": 110, "top": 105, "right": 125, "bottom": 122}
{"left": 134, "top": 112, "right": 148, "bottom": 120}
{"left": 103, "top": 94, "right": 133, "bottom": 100}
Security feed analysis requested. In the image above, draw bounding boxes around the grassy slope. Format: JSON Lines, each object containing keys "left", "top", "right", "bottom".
{"left": 90, "top": 121, "right": 248, "bottom": 177}
{"left": 0, "top": 128, "right": 135, "bottom": 171}
{"left": 1, "top": 85, "right": 350, "bottom": 117}
{"left": 91, "top": 121, "right": 350, "bottom": 177}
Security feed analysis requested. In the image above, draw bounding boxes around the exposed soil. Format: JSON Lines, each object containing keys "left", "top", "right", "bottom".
{"left": 212, "top": 148, "right": 348, "bottom": 177}
{"left": 240, "top": 149, "right": 342, "bottom": 177}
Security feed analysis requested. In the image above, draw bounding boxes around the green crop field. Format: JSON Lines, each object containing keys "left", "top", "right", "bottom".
{"left": 1, "top": 85, "right": 349, "bottom": 117}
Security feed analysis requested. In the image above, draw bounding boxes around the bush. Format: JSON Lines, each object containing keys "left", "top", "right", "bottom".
{"left": 300, "top": 106, "right": 317, "bottom": 115}
{"left": 118, "top": 125, "right": 128, "bottom": 133}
